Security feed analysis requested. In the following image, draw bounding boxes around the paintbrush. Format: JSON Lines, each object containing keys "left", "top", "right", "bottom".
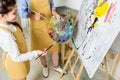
{"left": 22, "top": 4, "right": 49, "bottom": 21}
{"left": 29, "top": 8, "right": 48, "bottom": 21}
{"left": 35, "top": 42, "right": 56, "bottom": 60}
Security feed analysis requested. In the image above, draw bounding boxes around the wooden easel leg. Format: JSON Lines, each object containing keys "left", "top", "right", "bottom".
{"left": 61, "top": 43, "right": 65, "bottom": 64}
{"left": 112, "top": 52, "right": 120, "bottom": 79}
{"left": 104, "top": 56, "right": 109, "bottom": 80}
{"left": 75, "top": 63, "right": 84, "bottom": 80}
{"left": 60, "top": 49, "right": 75, "bottom": 77}
{"left": 71, "top": 56, "right": 79, "bottom": 79}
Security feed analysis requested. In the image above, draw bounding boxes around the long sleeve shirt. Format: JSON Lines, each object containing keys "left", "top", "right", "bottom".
{"left": 0, "top": 24, "right": 38, "bottom": 62}
{"left": 17, "top": 0, "right": 55, "bottom": 18}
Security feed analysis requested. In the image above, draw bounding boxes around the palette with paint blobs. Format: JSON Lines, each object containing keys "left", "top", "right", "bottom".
{"left": 48, "top": 16, "right": 74, "bottom": 43}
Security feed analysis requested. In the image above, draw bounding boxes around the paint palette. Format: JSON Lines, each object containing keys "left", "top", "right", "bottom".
{"left": 48, "top": 16, "right": 74, "bottom": 43}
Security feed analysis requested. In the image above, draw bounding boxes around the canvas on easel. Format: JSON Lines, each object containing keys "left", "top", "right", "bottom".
{"left": 72, "top": 0, "right": 120, "bottom": 78}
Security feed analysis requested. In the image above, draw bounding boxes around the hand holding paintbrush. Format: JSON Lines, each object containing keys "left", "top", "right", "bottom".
{"left": 35, "top": 42, "right": 56, "bottom": 60}
{"left": 27, "top": 10, "right": 48, "bottom": 21}
{"left": 22, "top": 4, "right": 49, "bottom": 21}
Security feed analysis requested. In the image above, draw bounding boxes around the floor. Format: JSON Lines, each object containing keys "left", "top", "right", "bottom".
{"left": 0, "top": 7, "right": 117, "bottom": 80}
{"left": 0, "top": 49, "right": 116, "bottom": 80}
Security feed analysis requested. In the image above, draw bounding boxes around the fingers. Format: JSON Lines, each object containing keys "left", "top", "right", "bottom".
{"left": 37, "top": 50, "right": 45, "bottom": 56}
{"left": 43, "top": 48, "right": 47, "bottom": 51}
{"left": 41, "top": 51, "right": 47, "bottom": 56}
{"left": 34, "top": 13, "right": 47, "bottom": 21}
{"left": 52, "top": 11, "right": 62, "bottom": 20}
{"left": 34, "top": 13, "right": 42, "bottom": 20}
{"left": 55, "top": 14, "right": 61, "bottom": 20}
{"left": 42, "top": 48, "right": 47, "bottom": 56}
{"left": 55, "top": 14, "right": 62, "bottom": 20}
{"left": 37, "top": 49, "right": 47, "bottom": 57}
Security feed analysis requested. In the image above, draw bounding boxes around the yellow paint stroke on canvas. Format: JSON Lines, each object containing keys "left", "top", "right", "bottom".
{"left": 94, "top": 0, "right": 109, "bottom": 18}
{"left": 93, "top": 0, "right": 109, "bottom": 27}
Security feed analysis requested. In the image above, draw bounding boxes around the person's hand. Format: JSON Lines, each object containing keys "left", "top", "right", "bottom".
{"left": 37, "top": 50, "right": 47, "bottom": 56}
{"left": 52, "top": 10, "right": 62, "bottom": 20}
{"left": 34, "top": 13, "right": 42, "bottom": 20}
{"left": 42, "top": 48, "right": 47, "bottom": 56}
{"left": 27, "top": 12, "right": 42, "bottom": 20}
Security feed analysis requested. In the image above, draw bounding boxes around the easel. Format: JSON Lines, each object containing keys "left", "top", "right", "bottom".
{"left": 60, "top": 47, "right": 110, "bottom": 80}
{"left": 60, "top": 48, "right": 84, "bottom": 80}
{"left": 112, "top": 52, "right": 120, "bottom": 80}
{"left": 61, "top": 39, "right": 74, "bottom": 65}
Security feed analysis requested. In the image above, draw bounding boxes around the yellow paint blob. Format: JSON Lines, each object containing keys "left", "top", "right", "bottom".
{"left": 94, "top": 1, "right": 109, "bottom": 18}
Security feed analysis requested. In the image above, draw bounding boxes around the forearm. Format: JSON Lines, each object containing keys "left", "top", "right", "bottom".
{"left": 0, "top": 31, "right": 39, "bottom": 62}
{"left": 11, "top": 51, "right": 38, "bottom": 62}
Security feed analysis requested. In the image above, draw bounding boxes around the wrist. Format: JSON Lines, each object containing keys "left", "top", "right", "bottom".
{"left": 27, "top": 13, "right": 35, "bottom": 19}
{"left": 52, "top": 10, "right": 56, "bottom": 15}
